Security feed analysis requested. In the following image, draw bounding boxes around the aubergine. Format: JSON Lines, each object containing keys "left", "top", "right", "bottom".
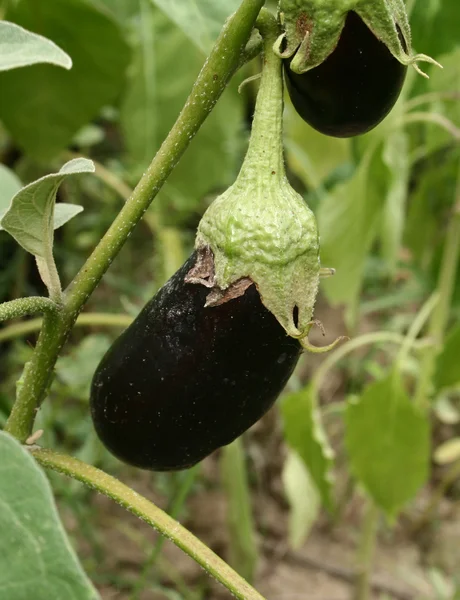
{"left": 283, "top": 11, "right": 407, "bottom": 138}
{"left": 90, "top": 252, "right": 301, "bottom": 471}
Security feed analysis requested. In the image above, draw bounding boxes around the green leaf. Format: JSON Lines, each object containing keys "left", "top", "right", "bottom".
{"left": 435, "top": 323, "right": 460, "bottom": 390}
{"left": 0, "top": 21, "right": 72, "bottom": 71}
{"left": 0, "top": 164, "right": 22, "bottom": 219}
{"left": 318, "top": 147, "right": 385, "bottom": 308}
{"left": 380, "top": 129, "right": 410, "bottom": 272}
{"left": 282, "top": 450, "right": 320, "bottom": 549}
{"left": 410, "top": 0, "right": 460, "bottom": 62}
{"left": 0, "top": 431, "right": 99, "bottom": 599}
{"left": 0, "top": 158, "right": 93, "bottom": 256}
{"left": 0, "top": 0, "right": 130, "bottom": 159}
{"left": 281, "top": 385, "right": 335, "bottom": 512}
{"left": 284, "top": 103, "right": 351, "bottom": 192}
{"left": 120, "top": 6, "right": 243, "bottom": 219}
{"left": 56, "top": 334, "right": 112, "bottom": 400}
{"left": 345, "top": 374, "right": 430, "bottom": 518}
{"left": 150, "top": 0, "right": 240, "bottom": 53}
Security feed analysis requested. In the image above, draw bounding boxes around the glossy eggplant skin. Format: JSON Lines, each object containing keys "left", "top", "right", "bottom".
{"left": 284, "top": 11, "right": 407, "bottom": 137}
{"left": 90, "top": 253, "right": 301, "bottom": 471}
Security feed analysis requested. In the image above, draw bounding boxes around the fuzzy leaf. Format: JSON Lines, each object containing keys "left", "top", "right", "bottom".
{"left": 0, "top": 20, "right": 72, "bottom": 71}
{"left": 345, "top": 374, "right": 430, "bottom": 518}
{"left": 435, "top": 324, "right": 460, "bottom": 390}
{"left": 120, "top": 5, "right": 243, "bottom": 220}
{"left": 0, "top": 431, "right": 99, "bottom": 599}
{"left": 0, "top": 0, "right": 130, "bottom": 159}
{"left": 282, "top": 450, "right": 320, "bottom": 549}
{"left": 150, "top": 0, "right": 240, "bottom": 53}
{"left": 0, "top": 159, "right": 93, "bottom": 256}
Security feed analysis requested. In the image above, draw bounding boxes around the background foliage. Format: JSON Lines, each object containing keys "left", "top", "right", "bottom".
{"left": 1, "top": 0, "right": 460, "bottom": 598}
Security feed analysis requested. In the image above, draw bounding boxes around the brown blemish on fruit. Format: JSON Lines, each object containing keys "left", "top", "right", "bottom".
{"left": 185, "top": 246, "right": 215, "bottom": 288}
{"left": 205, "top": 278, "right": 254, "bottom": 307}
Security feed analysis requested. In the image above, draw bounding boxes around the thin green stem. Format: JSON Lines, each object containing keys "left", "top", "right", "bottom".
{"left": 395, "top": 292, "right": 439, "bottom": 369}
{"left": 414, "top": 159, "right": 460, "bottom": 411}
{"left": 63, "top": 151, "right": 133, "bottom": 200}
{"left": 31, "top": 448, "right": 266, "bottom": 600}
{"left": 311, "top": 332, "right": 408, "bottom": 400}
{"left": 404, "top": 91, "right": 460, "bottom": 112}
{"left": 5, "top": 311, "right": 63, "bottom": 439}
{"left": 0, "top": 312, "right": 133, "bottom": 343}
{"left": 0, "top": 297, "right": 57, "bottom": 323}
{"left": 395, "top": 111, "right": 460, "bottom": 141}
{"left": 354, "top": 500, "right": 379, "bottom": 600}
{"left": 5, "top": 0, "right": 265, "bottom": 442}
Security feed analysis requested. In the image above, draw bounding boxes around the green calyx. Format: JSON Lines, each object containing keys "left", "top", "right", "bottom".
{"left": 194, "top": 10, "right": 320, "bottom": 340}
{"left": 274, "top": 0, "right": 441, "bottom": 76}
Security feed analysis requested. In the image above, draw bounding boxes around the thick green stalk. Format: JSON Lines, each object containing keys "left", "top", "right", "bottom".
{"left": 32, "top": 449, "right": 266, "bottom": 600}
{"left": 4, "top": 0, "right": 265, "bottom": 442}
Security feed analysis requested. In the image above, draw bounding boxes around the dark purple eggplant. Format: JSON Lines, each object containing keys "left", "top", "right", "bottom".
{"left": 90, "top": 252, "right": 301, "bottom": 471}
{"left": 284, "top": 11, "right": 407, "bottom": 137}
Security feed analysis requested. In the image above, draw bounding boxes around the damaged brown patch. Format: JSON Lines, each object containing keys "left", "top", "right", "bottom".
{"left": 184, "top": 246, "right": 215, "bottom": 288}
{"left": 296, "top": 12, "right": 313, "bottom": 38}
{"left": 205, "top": 278, "right": 254, "bottom": 307}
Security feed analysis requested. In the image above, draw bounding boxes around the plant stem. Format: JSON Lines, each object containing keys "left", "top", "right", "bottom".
{"left": 0, "top": 311, "right": 133, "bottom": 343}
{"left": 63, "top": 151, "right": 133, "bottom": 200}
{"left": 311, "top": 331, "right": 412, "bottom": 400}
{"left": 414, "top": 159, "right": 460, "bottom": 411}
{"left": 221, "top": 438, "right": 259, "bottom": 583}
{"left": 0, "top": 297, "right": 57, "bottom": 323}
{"left": 4, "top": 0, "right": 265, "bottom": 442}
{"left": 31, "top": 448, "right": 267, "bottom": 600}
{"left": 354, "top": 500, "right": 379, "bottom": 600}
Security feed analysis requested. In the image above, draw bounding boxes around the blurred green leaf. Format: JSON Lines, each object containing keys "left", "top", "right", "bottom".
{"left": 405, "top": 148, "right": 459, "bottom": 270}
{"left": 150, "top": 0, "right": 240, "bottom": 53}
{"left": 345, "top": 373, "right": 430, "bottom": 518}
{"left": 0, "top": 158, "right": 92, "bottom": 256}
{"left": 120, "top": 6, "right": 243, "bottom": 219}
{"left": 0, "top": 0, "right": 130, "bottom": 159}
{"left": 0, "top": 21, "right": 72, "bottom": 71}
{"left": 435, "top": 323, "right": 460, "bottom": 389}
{"left": 56, "top": 334, "right": 112, "bottom": 400}
{"left": 318, "top": 146, "right": 385, "bottom": 309}
{"left": 0, "top": 164, "right": 22, "bottom": 218}
{"left": 0, "top": 431, "right": 99, "bottom": 599}
{"left": 284, "top": 103, "right": 351, "bottom": 193}
{"left": 282, "top": 449, "right": 320, "bottom": 549}
{"left": 221, "top": 439, "right": 258, "bottom": 583}
{"left": 92, "top": 0, "right": 139, "bottom": 21}
{"left": 422, "top": 47, "right": 460, "bottom": 154}
{"left": 410, "top": 0, "right": 460, "bottom": 62}
{"left": 281, "top": 385, "right": 334, "bottom": 512}
{"left": 380, "top": 130, "right": 410, "bottom": 271}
